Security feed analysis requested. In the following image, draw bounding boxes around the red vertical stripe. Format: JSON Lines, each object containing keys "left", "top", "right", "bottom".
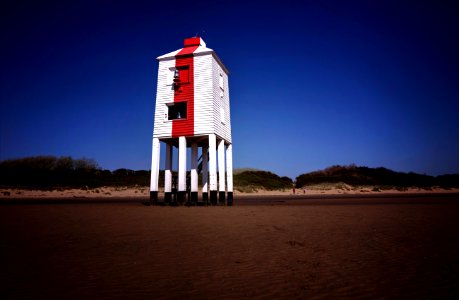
{"left": 172, "top": 46, "right": 198, "bottom": 138}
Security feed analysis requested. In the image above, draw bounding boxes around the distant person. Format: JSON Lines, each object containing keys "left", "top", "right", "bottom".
{"left": 292, "top": 187, "right": 295, "bottom": 195}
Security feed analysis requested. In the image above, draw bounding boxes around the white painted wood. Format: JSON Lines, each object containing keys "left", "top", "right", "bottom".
{"left": 212, "top": 58, "right": 232, "bottom": 144}
{"left": 150, "top": 138, "right": 160, "bottom": 192}
{"left": 193, "top": 51, "right": 232, "bottom": 144}
{"left": 153, "top": 59, "right": 174, "bottom": 138}
{"left": 156, "top": 49, "right": 181, "bottom": 60}
{"left": 219, "top": 73, "right": 224, "bottom": 89}
{"left": 154, "top": 39, "right": 231, "bottom": 143}
{"left": 226, "top": 143, "right": 233, "bottom": 193}
{"left": 191, "top": 143, "right": 198, "bottom": 192}
{"left": 218, "top": 138, "right": 226, "bottom": 192}
{"left": 194, "top": 54, "right": 214, "bottom": 136}
{"left": 156, "top": 38, "right": 232, "bottom": 76}
{"left": 164, "top": 143, "right": 172, "bottom": 193}
{"left": 195, "top": 51, "right": 229, "bottom": 75}
{"left": 178, "top": 136, "right": 187, "bottom": 192}
{"left": 202, "top": 145, "right": 208, "bottom": 193}
{"left": 152, "top": 38, "right": 233, "bottom": 200}
{"left": 223, "top": 72, "right": 232, "bottom": 142}
{"left": 209, "top": 134, "right": 217, "bottom": 191}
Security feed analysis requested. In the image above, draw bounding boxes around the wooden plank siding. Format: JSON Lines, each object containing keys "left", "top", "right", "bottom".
{"left": 194, "top": 54, "right": 214, "bottom": 136}
{"left": 153, "top": 59, "right": 174, "bottom": 138}
{"left": 212, "top": 57, "right": 232, "bottom": 143}
{"left": 153, "top": 39, "right": 231, "bottom": 144}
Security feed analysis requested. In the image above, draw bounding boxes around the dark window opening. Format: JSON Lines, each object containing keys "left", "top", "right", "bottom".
{"left": 168, "top": 102, "right": 187, "bottom": 120}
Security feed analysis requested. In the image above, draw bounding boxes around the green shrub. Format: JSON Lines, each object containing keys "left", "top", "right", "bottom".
{"left": 295, "top": 165, "right": 446, "bottom": 189}
{"left": 234, "top": 170, "right": 292, "bottom": 191}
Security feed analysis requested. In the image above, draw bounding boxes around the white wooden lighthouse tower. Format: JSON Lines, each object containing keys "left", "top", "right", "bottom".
{"left": 150, "top": 37, "right": 233, "bottom": 205}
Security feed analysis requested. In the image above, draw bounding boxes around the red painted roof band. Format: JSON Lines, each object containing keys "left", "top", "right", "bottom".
{"left": 176, "top": 45, "right": 199, "bottom": 56}
{"left": 184, "top": 37, "right": 201, "bottom": 47}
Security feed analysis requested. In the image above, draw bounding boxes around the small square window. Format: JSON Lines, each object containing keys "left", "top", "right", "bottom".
{"left": 220, "top": 98, "right": 225, "bottom": 124}
{"left": 167, "top": 102, "right": 187, "bottom": 120}
{"left": 219, "top": 73, "right": 224, "bottom": 90}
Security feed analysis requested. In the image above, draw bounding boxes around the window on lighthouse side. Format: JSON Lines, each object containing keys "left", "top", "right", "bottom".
{"left": 219, "top": 73, "right": 224, "bottom": 90}
{"left": 167, "top": 102, "right": 187, "bottom": 120}
{"left": 219, "top": 73, "right": 225, "bottom": 124}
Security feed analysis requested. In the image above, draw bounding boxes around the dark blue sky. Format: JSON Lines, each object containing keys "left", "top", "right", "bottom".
{"left": 1, "top": 0, "right": 458, "bottom": 178}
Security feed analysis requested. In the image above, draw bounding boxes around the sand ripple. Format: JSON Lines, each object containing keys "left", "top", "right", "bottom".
{"left": 1, "top": 199, "right": 459, "bottom": 299}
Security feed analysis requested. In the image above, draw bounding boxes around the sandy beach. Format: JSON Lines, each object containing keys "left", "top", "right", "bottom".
{"left": 1, "top": 194, "right": 459, "bottom": 299}
{"left": 1, "top": 185, "right": 458, "bottom": 199}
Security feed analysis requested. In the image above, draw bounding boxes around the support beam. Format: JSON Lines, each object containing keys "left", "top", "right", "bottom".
{"left": 149, "top": 137, "right": 160, "bottom": 205}
{"left": 218, "top": 138, "right": 226, "bottom": 205}
{"left": 178, "top": 136, "right": 187, "bottom": 203}
{"left": 209, "top": 134, "right": 217, "bottom": 205}
{"left": 164, "top": 143, "right": 173, "bottom": 204}
{"left": 190, "top": 142, "right": 198, "bottom": 205}
{"left": 226, "top": 143, "right": 233, "bottom": 205}
{"left": 201, "top": 145, "right": 208, "bottom": 205}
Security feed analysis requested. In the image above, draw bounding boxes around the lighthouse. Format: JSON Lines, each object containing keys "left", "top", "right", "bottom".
{"left": 150, "top": 37, "right": 233, "bottom": 206}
